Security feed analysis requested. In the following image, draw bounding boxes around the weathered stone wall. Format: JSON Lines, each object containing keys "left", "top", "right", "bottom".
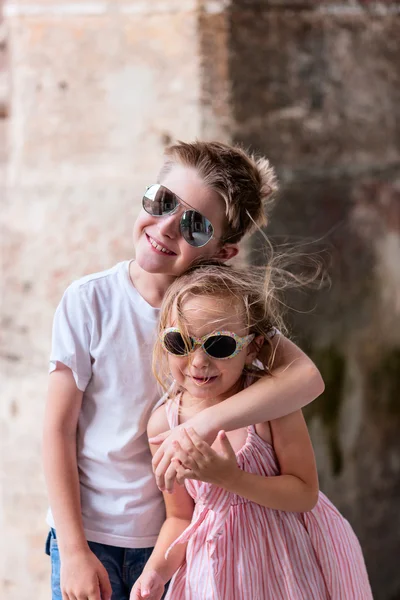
{"left": 227, "top": 2, "right": 400, "bottom": 598}
{"left": 2, "top": 0, "right": 400, "bottom": 598}
{"left": 2, "top": 1, "right": 204, "bottom": 597}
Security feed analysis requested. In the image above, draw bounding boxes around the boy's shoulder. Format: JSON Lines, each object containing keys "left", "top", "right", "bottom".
{"left": 60, "top": 261, "right": 129, "bottom": 308}
{"left": 56, "top": 260, "right": 159, "bottom": 326}
{"left": 68, "top": 261, "right": 128, "bottom": 293}
{"left": 54, "top": 262, "right": 130, "bottom": 322}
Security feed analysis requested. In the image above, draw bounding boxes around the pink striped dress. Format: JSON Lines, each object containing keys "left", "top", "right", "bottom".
{"left": 164, "top": 399, "right": 373, "bottom": 600}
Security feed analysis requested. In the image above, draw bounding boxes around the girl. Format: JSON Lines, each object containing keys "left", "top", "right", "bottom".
{"left": 132, "top": 262, "right": 373, "bottom": 600}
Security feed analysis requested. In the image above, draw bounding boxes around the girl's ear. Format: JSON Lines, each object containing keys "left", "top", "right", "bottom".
{"left": 245, "top": 335, "right": 265, "bottom": 364}
{"left": 213, "top": 243, "right": 239, "bottom": 262}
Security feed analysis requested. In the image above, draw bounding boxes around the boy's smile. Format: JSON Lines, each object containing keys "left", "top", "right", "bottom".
{"left": 146, "top": 233, "right": 176, "bottom": 256}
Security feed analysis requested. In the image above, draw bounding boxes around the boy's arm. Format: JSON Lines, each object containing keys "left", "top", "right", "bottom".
{"left": 151, "top": 335, "right": 324, "bottom": 491}
{"left": 130, "top": 409, "right": 194, "bottom": 599}
{"left": 43, "top": 365, "right": 112, "bottom": 600}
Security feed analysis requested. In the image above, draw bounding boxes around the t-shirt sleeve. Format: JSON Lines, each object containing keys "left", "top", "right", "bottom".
{"left": 49, "top": 283, "right": 92, "bottom": 391}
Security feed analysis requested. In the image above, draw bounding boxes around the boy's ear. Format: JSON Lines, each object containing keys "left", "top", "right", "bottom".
{"left": 213, "top": 243, "right": 239, "bottom": 262}
{"left": 245, "top": 335, "right": 265, "bottom": 364}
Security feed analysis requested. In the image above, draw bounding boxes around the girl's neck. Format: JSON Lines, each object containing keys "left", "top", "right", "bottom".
{"left": 180, "top": 377, "right": 245, "bottom": 414}
{"left": 129, "top": 261, "right": 176, "bottom": 308}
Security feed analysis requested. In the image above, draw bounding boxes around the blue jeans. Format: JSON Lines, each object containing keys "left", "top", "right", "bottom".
{"left": 46, "top": 529, "right": 157, "bottom": 600}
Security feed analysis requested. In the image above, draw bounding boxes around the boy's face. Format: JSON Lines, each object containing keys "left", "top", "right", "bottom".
{"left": 133, "top": 165, "right": 238, "bottom": 277}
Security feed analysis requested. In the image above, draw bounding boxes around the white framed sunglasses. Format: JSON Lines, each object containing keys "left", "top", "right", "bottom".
{"left": 161, "top": 327, "right": 255, "bottom": 360}
{"left": 142, "top": 184, "right": 215, "bottom": 248}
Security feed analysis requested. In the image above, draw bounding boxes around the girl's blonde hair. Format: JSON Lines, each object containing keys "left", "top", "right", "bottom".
{"left": 158, "top": 140, "right": 278, "bottom": 244}
{"left": 153, "top": 259, "right": 289, "bottom": 394}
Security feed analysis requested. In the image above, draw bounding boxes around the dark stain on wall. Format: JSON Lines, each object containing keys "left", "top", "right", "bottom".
{"left": 222, "top": 2, "right": 400, "bottom": 598}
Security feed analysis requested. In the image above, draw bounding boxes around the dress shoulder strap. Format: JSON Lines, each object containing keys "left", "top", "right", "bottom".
{"left": 164, "top": 393, "right": 182, "bottom": 429}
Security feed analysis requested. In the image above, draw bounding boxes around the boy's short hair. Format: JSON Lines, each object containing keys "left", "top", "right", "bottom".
{"left": 158, "top": 140, "right": 278, "bottom": 244}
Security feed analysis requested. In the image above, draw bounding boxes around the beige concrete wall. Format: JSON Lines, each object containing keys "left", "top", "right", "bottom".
{"left": 1, "top": 2, "right": 210, "bottom": 597}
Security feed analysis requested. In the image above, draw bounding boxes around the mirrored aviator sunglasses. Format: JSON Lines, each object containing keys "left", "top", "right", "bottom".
{"left": 161, "top": 328, "right": 255, "bottom": 360}
{"left": 142, "top": 184, "right": 215, "bottom": 248}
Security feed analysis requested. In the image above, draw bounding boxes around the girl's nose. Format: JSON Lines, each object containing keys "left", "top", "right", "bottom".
{"left": 190, "top": 345, "right": 211, "bottom": 369}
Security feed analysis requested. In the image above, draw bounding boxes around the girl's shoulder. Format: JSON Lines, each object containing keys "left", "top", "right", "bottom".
{"left": 254, "top": 410, "right": 307, "bottom": 448}
{"left": 147, "top": 403, "right": 170, "bottom": 438}
{"left": 253, "top": 420, "right": 273, "bottom": 446}
{"left": 267, "top": 409, "right": 310, "bottom": 448}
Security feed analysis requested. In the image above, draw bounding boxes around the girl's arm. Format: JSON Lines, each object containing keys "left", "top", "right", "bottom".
{"left": 151, "top": 335, "right": 324, "bottom": 491}
{"left": 172, "top": 412, "right": 319, "bottom": 513}
{"left": 131, "top": 407, "right": 195, "bottom": 598}
{"left": 223, "top": 411, "right": 319, "bottom": 512}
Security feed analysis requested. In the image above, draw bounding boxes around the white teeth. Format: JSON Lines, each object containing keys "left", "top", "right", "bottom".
{"left": 149, "top": 236, "right": 173, "bottom": 255}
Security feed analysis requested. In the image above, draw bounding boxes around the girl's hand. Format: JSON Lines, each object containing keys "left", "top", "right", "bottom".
{"left": 130, "top": 569, "right": 165, "bottom": 600}
{"left": 150, "top": 415, "right": 217, "bottom": 492}
{"left": 172, "top": 428, "right": 240, "bottom": 489}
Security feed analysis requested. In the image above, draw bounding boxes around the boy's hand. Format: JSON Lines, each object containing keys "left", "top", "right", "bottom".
{"left": 130, "top": 569, "right": 165, "bottom": 600}
{"left": 171, "top": 429, "right": 240, "bottom": 489}
{"left": 150, "top": 418, "right": 217, "bottom": 492}
{"left": 60, "top": 548, "right": 112, "bottom": 600}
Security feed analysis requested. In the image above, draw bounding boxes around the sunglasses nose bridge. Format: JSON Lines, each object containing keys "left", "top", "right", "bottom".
{"left": 190, "top": 340, "right": 211, "bottom": 362}
{"left": 166, "top": 202, "right": 180, "bottom": 217}
{"left": 191, "top": 339, "right": 205, "bottom": 354}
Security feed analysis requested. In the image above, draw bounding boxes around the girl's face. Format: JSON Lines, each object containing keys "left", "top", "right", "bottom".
{"left": 166, "top": 295, "right": 256, "bottom": 402}
{"left": 133, "top": 165, "right": 238, "bottom": 278}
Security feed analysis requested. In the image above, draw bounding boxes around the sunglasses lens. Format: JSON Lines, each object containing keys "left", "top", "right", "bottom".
{"left": 204, "top": 335, "right": 237, "bottom": 359}
{"left": 163, "top": 332, "right": 192, "bottom": 356}
{"left": 143, "top": 184, "right": 177, "bottom": 216}
{"left": 180, "top": 210, "right": 214, "bottom": 248}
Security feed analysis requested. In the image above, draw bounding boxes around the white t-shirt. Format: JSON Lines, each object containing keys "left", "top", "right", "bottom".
{"left": 47, "top": 261, "right": 166, "bottom": 548}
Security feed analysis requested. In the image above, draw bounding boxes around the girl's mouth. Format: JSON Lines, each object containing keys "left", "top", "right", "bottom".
{"left": 190, "top": 375, "right": 218, "bottom": 386}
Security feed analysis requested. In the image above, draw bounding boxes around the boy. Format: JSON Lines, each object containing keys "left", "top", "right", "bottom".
{"left": 43, "top": 141, "right": 324, "bottom": 600}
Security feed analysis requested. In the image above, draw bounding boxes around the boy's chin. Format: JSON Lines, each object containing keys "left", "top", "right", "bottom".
{"left": 136, "top": 253, "right": 177, "bottom": 274}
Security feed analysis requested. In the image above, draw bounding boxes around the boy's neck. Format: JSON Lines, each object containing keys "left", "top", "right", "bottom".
{"left": 129, "top": 261, "right": 176, "bottom": 308}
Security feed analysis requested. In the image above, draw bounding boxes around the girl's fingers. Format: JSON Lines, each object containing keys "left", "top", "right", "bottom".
{"left": 173, "top": 461, "right": 196, "bottom": 484}
{"left": 218, "top": 430, "right": 237, "bottom": 459}
{"left": 181, "top": 428, "right": 211, "bottom": 459}
{"left": 172, "top": 441, "right": 199, "bottom": 470}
